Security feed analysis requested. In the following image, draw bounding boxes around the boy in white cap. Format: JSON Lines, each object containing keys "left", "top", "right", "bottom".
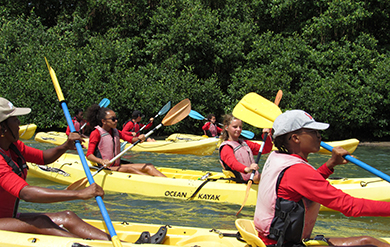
{"left": 0, "top": 97, "right": 112, "bottom": 240}
{"left": 254, "top": 110, "right": 390, "bottom": 247}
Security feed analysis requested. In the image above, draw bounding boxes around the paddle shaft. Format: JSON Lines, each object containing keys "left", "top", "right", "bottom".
{"left": 59, "top": 101, "right": 120, "bottom": 243}
{"left": 235, "top": 132, "right": 269, "bottom": 216}
{"left": 70, "top": 124, "right": 163, "bottom": 187}
{"left": 75, "top": 99, "right": 189, "bottom": 183}
{"left": 236, "top": 91, "right": 282, "bottom": 216}
{"left": 136, "top": 112, "right": 159, "bottom": 134}
{"left": 45, "top": 58, "right": 121, "bottom": 246}
{"left": 112, "top": 123, "right": 162, "bottom": 164}
{"left": 248, "top": 132, "right": 268, "bottom": 181}
{"left": 234, "top": 91, "right": 390, "bottom": 185}
{"left": 321, "top": 142, "right": 390, "bottom": 183}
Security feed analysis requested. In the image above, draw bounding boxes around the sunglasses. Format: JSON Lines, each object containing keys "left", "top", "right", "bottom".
{"left": 105, "top": 117, "right": 118, "bottom": 122}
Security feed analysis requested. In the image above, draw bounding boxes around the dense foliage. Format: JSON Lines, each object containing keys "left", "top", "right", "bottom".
{"left": 1, "top": 0, "right": 389, "bottom": 140}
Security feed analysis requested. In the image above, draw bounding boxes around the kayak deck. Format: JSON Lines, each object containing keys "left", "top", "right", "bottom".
{"left": 34, "top": 132, "right": 220, "bottom": 156}
{"left": 2, "top": 218, "right": 390, "bottom": 247}
{"left": 19, "top": 123, "right": 37, "bottom": 140}
{"left": 0, "top": 219, "right": 246, "bottom": 247}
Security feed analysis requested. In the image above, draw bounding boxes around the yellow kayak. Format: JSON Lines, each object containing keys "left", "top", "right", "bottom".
{"left": 0, "top": 218, "right": 246, "bottom": 247}
{"left": 19, "top": 124, "right": 37, "bottom": 140}
{"left": 2, "top": 217, "right": 390, "bottom": 247}
{"left": 27, "top": 153, "right": 390, "bottom": 211}
{"left": 253, "top": 138, "right": 360, "bottom": 154}
{"left": 34, "top": 132, "right": 220, "bottom": 156}
{"left": 164, "top": 134, "right": 360, "bottom": 155}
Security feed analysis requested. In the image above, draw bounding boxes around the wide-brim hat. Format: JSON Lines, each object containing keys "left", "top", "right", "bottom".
{"left": 0, "top": 97, "right": 31, "bottom": 123}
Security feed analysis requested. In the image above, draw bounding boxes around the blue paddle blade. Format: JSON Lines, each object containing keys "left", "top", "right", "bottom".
{"left": 189, "top": 110, "right": 206, "bottom": 120}
{"left": 120, "top": 141, "right": 127, "bottom": 152}
{"left": 158, "top": 101, "right": 171, "bottom": 116}
{"left": 99, "top": 98, "right": 110, "bottom": 108}
{"left": 241, "top": 130, "right": 255, "bottom": 139}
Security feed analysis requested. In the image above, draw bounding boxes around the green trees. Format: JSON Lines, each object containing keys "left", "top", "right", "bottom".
{"left": 1, "top": 0, "right": 389, "bottom": 140}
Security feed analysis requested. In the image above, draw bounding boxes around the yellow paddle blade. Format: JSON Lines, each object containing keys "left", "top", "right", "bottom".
{"left": 44, "top": 57, "right": 65, "bottom": 102}
{"left": 233, "top": 92, "right": 282, "bottom": 128}
{"left": 236, "top": 180, "right": 252, "bottom": 216}
{"left": 161, "top": 98, "right": 191, "bottom": 126}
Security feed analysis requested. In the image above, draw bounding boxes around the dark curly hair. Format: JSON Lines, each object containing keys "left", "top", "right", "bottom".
{"left": 85, "top": 104, "right": 110, "bottom": 128}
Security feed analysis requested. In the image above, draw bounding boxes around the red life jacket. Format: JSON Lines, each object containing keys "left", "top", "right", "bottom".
{"left": 94, "top": 126, "right": 121, "bottom": 166}
{"left": 208, "top": 123, "right": 218, "bottom": 137}
{"left": 254, "top": 152, "right": 320, "bottom": 245}
{"left": 219, "top": 140, "right": 257, "bottom": 182}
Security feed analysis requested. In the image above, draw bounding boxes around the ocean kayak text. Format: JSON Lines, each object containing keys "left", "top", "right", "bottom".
{"left": 164, "top": 191, "right": 221, "bottom": 201}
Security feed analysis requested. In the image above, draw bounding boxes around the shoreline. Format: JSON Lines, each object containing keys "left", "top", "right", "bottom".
{"left": 359, "top": 142, "right": 390, "bottom": 147}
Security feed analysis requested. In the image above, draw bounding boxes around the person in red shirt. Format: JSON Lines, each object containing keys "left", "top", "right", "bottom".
{"left": 85, "top": 104, "right": 165, "bottom": 177}
{"left": 202, "top": 114, "right": 222, "bottom": 137}
{"left": 122, "top": 110, "right": 155, "bottom": 142}
{"left": 254, "top": 110, "right": 390, "bottom": 247}
{"left": 0, "top": 97, "right": 111, "bottom": 240}
{"left": 65, "top": 108, "right": 86, "bottom": 136}
{"left": 218, "top": 114, "right": 273, "bottom": 183}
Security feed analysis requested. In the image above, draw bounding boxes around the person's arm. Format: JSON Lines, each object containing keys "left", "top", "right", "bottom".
{"left": 19, "top": 183, "right": 104, "bottom": 203}
{"left": 325, "top": 146, "right": 350, "bottom": 170}
{"left": 246, "top": 137, "right": 273, "bottom": 156}
{"left": 86, "top": 130, "right": 106, "bottom": 165}
{"left": 313, "top": 146, "right": 350, "bottom": 179}
{"left": 202, "top": 122, "right": 211, "bottom": 131}
{"left": 42, "top": 132, "right": 84, "bottom": 164}
{"left": 217, "top": 126, "right": 223, "bottom": 134}
{"left": 144, "top": 118, "right": 154, "bottom": 130}
{"left": 122, "top": 121, "right": 136, "bottom": 136}
{"left": 279, "top": 164, "right": 390, "bottom": 217}
{"left": 118, "top": 130, "right": 145, "bottom": 144}
{"left": 0, "top": 162, "right": 103, "bottom": 203}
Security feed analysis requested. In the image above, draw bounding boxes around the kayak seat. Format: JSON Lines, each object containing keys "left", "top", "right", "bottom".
{"left": 235, "top": 219, "right": 328, "bottom": 247}
{"left": 134, "top": 225, "right": 168, "bottom": 244}
{"left": 235, "top": 219, "right": 266, "bottom": 247}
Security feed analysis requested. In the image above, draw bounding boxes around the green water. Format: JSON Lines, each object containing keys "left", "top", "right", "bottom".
{"left": 20, "top": 138, "right": 390, "bottom": 238}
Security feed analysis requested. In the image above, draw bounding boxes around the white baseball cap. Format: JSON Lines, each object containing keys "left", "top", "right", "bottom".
{"left": 0, "top": 97, "right": 31, "bottom": 123}
{"left": 273, "top": 110, "right": 329, "bottom": 138}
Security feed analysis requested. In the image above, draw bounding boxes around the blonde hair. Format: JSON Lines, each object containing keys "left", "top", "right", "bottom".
{"left": 221, "top": 114, "right": 240, "bottom": 141}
